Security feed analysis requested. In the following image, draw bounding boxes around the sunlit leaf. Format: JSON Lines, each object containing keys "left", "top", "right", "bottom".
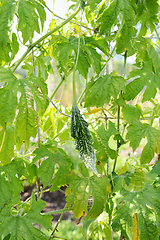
{"left": 0, "top": 125, "right": 15, "bottom": 165}
{"left": 84, "top": 73, "right": 126, "bottom": 107}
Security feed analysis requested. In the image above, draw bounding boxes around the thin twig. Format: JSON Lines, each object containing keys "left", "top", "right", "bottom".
{"left": 45, "top": 4, "right": 93, "bottom": 32}
{"left": 47, "top": 96, "right": 71, "bottom": 118}
{"left": 49, "top": 203, "right": 67, "bottom": 239}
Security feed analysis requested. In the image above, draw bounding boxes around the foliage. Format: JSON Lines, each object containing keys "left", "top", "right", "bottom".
{"left": 0, "top": 0, "right": 160, "bottom": 239}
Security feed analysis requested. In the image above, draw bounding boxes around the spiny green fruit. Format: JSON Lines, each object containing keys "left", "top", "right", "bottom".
{"left": 71, "top": 105, "right": 97, "bottom": 174}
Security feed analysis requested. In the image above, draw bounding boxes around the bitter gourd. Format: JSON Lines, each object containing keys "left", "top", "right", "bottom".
{"left": 71, "top": 105, "right": 97, "bottom": 174}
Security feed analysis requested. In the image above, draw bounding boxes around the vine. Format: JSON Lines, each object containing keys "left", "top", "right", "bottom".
{"left": 0, "top": 0, "right": 159, "bottom": 239}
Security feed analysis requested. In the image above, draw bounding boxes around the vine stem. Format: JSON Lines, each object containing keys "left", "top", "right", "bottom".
{"left": 49, "top": 203, "right": 67, "bottom": 239}
{"left": 72, "top": 8, "right": 83, "bottom": 105}
{"left": 12, "top": 7, "right": 81, "bottom": 73}
{"left": 42, "top": 205, "right": 93, "bottom": 216}
{"left": 112, "top": 50, "right": 127, "bottom": 173}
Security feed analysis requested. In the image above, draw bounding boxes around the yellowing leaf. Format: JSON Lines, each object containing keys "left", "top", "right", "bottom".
{"left": 66, "top": 173, "right": 111, "bottom": 219}
{"left": 132, "top": 213, "right": 140, "bottom": 240}
{"left": 84, "top": 107, "right": 103, "bottom": 115}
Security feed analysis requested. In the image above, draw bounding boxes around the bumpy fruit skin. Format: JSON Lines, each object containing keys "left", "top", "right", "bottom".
{"left": 71, "top": 105, "right": 97, "bottom": 174}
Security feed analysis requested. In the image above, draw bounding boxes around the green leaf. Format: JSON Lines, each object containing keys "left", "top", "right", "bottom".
{"left": 66, "top": 173, "right": 90, "bottom": 219}
{"left": 55, "top": 42, "right": 73, "bottom": 67}
{"left": 0, "top": 172, "right": 14, "bottom": 211}
{"left": 87, "top": 212, "right": 112, "bottom": 240}
{"left": 98, "top": 0, "right": 120, "bottom": 35}
{"left": 66, "top": 173, "right": 110, "bottom": 219}
{"left": 0, "top": 194, "right": 52, "bottom": 239}
{"left": 98, "top": 0, "right": 136, "bottom": 53}
{"left": 87, "top": 46, "right": 101, "bottom": 75}
{"left": 85, "top": 175, "right": 110, "bottom": 220}
{"left": 91, "top": 131, "right": 109, "bottom": 163}
{"left": 112, "top": 202, "right": 133, "bottom": 239}
{"left": 84, "top": 73, "right": 126, "bottom": 107}
{"left": 124, "top": 59, "right": 160, "bottom": 102}
{"left": 150, "top": 161, "right": 160, "bottom": 175}
{"left": 0, "top": 82, "right": 18, "bottom": 128}
{"left": 84, "top": 36, "right": 109, "bottom": 56}
{"left": 15, "top": 92, "right": 37, "bottom": 152}
{"left": 113, "top": 185, "right": 159, "bottom": 239}
{"left": 17, "top": 0, "right": 40, "bottom": 44}
{"left": 0, "top": 125, "right": 15, "bottom": 165}
{"left": 30, "top": 0, "right": 46, "bottom": 31}
{"left": 0, "top": 68, "right": 19, "bottom": 127}
{"left": 126, "top": 121, "right": 160, "bottom": 164}
{"left": 34, "top": 55, "right": 49, "bottom": 80}
{"left": 122, "top": 104, "right": 142, "bottom": 123}
{"left": 1, "top": 161, "right": 24, "bottom": 195}
{"left": 137, "top": 0, "right": 159, "bottom": 36}
{"left": 50, "top": 148, "right": 72, "bottom": 191}
{"left": 77, "top": 47, "right": 91, "bottom": 79}
{"left": 11, "top": 33, "right": 19, "bottom": 60}
{"left": 140, "top": 124, "right": 160, "bottom": 164}
{"left": 33, "top": 144, "right": 72, "bottom": 190}
{"left": 95, "top": 121, "right": 118, "bottom": 159}
{"left": 0, "top": 0, "right": 16, "bottom": 64}
{"left": 116, "top": 0, "right": 136, "bottom": 54}
{"left": 15, "top": 75, "right": 48, "bottom": 151}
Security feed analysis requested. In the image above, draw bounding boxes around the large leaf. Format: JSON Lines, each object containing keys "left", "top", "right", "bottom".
{"left": 15, "top": 75, "right": 48, "bottom": 151}
{"left": 17, "top": 0, "right": 40, "bottom": 43}
{"left": 87, "top": 211, "right": 112, "bottom": 240}
{"left": 66, "top": 173, "right": 110, "bottom": 219}
{"left": 0, "top": 0, "right": 16, "bottom": 64}
{"left": 124, "top": 59, "right": 160, "bottom": 102}
{"left": 116, "top": 0, "right": 136, "bottom": 54}
{"left": 32, "top": 144, "right": 72, "bottom": 190}
{"left": 0, "top": 194, "right": 52, "bottom": 239}
{"left": 51, "top": 35, "right": 103, "bottom": 79}
{"left": 0, "top": 125, "right": 15, "bottom": 165}
{"left": 98, "top": 0, "right": 120, "bottom": 35}
{"left": 84, "top": 73, "right": 126, "bottom": 107}
{"left": 137, "top": 0, "right": 159, "bottom": 36}
{"left": 98, "top": 0, "right": 136, "bottom": 53}
{"left": 15, "top": 91, "right": 37, "bottom": 152}
{"left": 122, "top": 104, "right": 142, "bottom": 123}
{"left": 126, "top": 121, "right": 160, "bottom": 164}
{"left": 112, "top": 185, "right": 159, "bottom": 240}
{"left": 95, "top": 121, "right": 118, "bottom": 159}
{"left": 0, "top": 67, "right": 19, "bottom": 127}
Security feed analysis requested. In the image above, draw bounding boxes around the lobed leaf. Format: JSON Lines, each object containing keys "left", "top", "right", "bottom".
{"left": 84, "top": 73, "right": 126, "bottom": 108}
{"left": 122, "top": 104, "right": 142, "bottom": 123}
{"left": 33, "top": 144, "right": 72, "bottom": 190}
{"left": 113, "top": 185, "right": 159, "bottom": 239}
{"left": 124, "top": 59, "right": 160, "bottom": 102}
{"left": 66, "top": 173, "right": 110, "bottom": 219}
{"left": 87, "top": 211, "right": 112, "bottom": 240}
{"left": 0, "top": 125, "right": 15, "bottom": 165}
{"left": 17, "top": 0, "right": 40, "bottom": 43}
{"left": 0, "top": 194, "right": 52, "bottom": 239}
{"left": 0, "top": 0, "right": 16, "bottom": 64}
{"left": 15, "top": 91, "right": 37, "bottom": 152}
{"left": 95, "top": 121, "right": 118, "bottom": 160}
{"left": 127, "top": 121, "right": 160, "bottom": 164}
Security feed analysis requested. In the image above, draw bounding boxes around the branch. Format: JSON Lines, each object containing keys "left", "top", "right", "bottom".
{"left": 45, "top": 4, "right": 93, "bottom": 32}
{"left": 12, "top": 7, "right": 81, "bottom": 72}
{"left": 47, "top": 96, "right": 71, "bottom": 118}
